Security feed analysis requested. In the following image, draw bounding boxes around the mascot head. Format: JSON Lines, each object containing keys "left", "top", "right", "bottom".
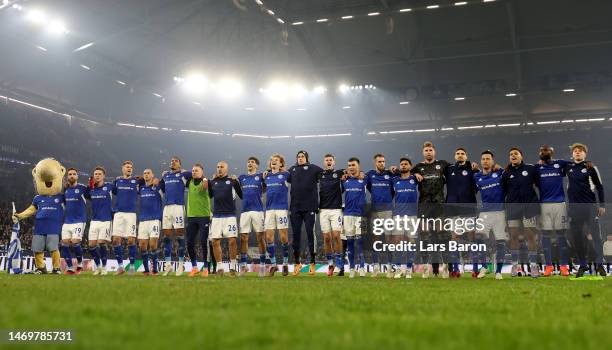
{"left": 32, "top": 158, "right": 65, "bottom": 195}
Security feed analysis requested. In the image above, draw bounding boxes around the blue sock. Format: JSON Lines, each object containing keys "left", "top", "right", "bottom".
{"left": 335, "top": 252, "right": 343, "bottom": 270}
{"left": 267, "top": 243, "right": 276, "bottom": 265}
{"left": 177, "top": 236, "right": 185, "bottom": 263}
{"left": 542, "top": 233, "right": 553, "bottom": 265}
{"left": 164, "top": 236, "right": 172, "bottom": 262}
{"left": 151, "top": 250, "right": 159, "bottom": 272}
{"left": 471, "top": 248, "right": 478, "bottom": 272}
{"left": 495, "top": 240, "right": 506, "bottom": 274}
{"left": 528, "top": 250, "right": 538, "bottom": 264}
{"left": 128, "top": 245, "right": 137, "bottom": 267}
{"left": 282, "top": 243, "right": 289, "bottom": 265}
{"left": 511, "top": 249, "right": 519, "bottom": 264}
{"left": 73, "top": 244, "right": 83, "bottom": 264}
{"left": 89, "top": 246, "right": 101, "bottom": 267}
{"left": 557, "top": 233, "right": 568, "bottom": 265}
{"left": 326, "top": 254, "right": 333, "bottom": 265}
{"left": 142, "top": 251, "right": 149, "bottom": 272}
{"left": 61, "top": 244, "right": 73, "bottom": 268}
{"left": 356, "top": 236, "right": 365, "bottom": 268}
{"left": 453, "top": 263, "right": 459, "bottom": 272}
{"left": 347, "top": 238, "right": 355, "bottom": 269}
{"left": 99, "top": 245, "right": 108, "bottom": 266}
{"left": 259, "top": 254, "right": 266, "bottom": 265}
{"left": 240, "top": 253, "right": 248, "bottom": 266}
{"left": 407, "top": 249, "right": 415, "bottom": 269}
{"left": 114, "top": 245, "right": 124, "bottom": 267}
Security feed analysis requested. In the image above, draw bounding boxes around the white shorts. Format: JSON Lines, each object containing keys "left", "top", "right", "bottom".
{"left": 477, "top": 211, "right": 508, "bottom": 240}
{"left": 507, "top": 216, "right": 537, "bottom": 229}
{"left": 61, "top": 222, "right": 85, "bottom": 241}
{"left": 112, "top": 212, "right": 137, "bottom": 238}
{"left": 138, "top": 220, "right": 160, "bottom": 240}
{"left": 264, "top": 209, "right": 289, "bottom": 230}
{"left": 89, "top": 221, "right": 111, "bottom": 242}
{"left": 391, "top": 216, "right": 418, "bottom": 236}
{"left": 162, "top": 204, "right": 185, "bottom": 230}
{"left": 240, "top": 211, "right": 265, "bottom": 233}
{"left": 210, "top": 217, "right": 238, "bottom": 239}
{"left": 343, "top": 215, "right": 362, "bottom": 237}
{"left": 319, "top": 209, "right": 343, "bottom": 233}
{"left": 539, "top": 202, "right": 568, "bottom": 231}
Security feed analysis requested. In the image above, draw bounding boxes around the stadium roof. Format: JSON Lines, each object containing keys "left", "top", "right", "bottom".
{"left": 1, "top": 0, "right": 612, "bottom": 135}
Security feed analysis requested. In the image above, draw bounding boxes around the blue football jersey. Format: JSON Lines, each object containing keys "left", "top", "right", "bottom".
{"left": 239, "top": 173, "right": 264, "bottom": 212}
{"left": 160, "top": 170, "right": 191, "bottom": 206}
{"left": 139, "top": 184, "right": 163, "bottom": 221}
{"left": 366, "top": 170, "right": 395, "bottom": 211}
{"left": 113, "top": 177, "right": 139, "bottom": 213}
{"left": 343, "top": 176, "right": 368, "bottom": 216}
{"left": 64, "top": 183, "right": 89, "bottom": 224}
{"left": 537, "top": 159, "right": 569, "bottom": 203}
{"left": 264, "top": 171, "right": 289, "bottom": 210}
{"left": 474, "top": 169, "right": 505, "bottom": 212}
{"left": 90, "top": 182, "right": 114, "bottom": 221}
{"left": 392, "top": 176, "right": 418, "bottom": 216}
{"left": 32, "top": 194, "right": 64, "bottom": 235}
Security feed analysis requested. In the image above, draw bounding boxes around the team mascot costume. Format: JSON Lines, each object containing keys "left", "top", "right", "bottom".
{"left": 12, "top": 158, "right": 66, "bottom": 274}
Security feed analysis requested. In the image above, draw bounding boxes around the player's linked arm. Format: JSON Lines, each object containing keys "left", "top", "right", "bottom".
{"left": 13, "top": 205, "right": 36, "bottom": 223}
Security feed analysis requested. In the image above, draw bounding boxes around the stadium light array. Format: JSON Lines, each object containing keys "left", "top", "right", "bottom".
{"left": 182, "top": 73, "right": 208, "bottom": 94}
{"left": 47, "top": 20, "right": 68, "bottom": 35}
{"left": 216, "top": 77, "right": 244, "bottom": 99}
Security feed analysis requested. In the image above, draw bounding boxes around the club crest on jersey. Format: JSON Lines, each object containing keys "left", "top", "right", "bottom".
{"left": 435, "top": 164, "right": 441, "bottom": 170}
{"left": 278, "top": 174, "right": 284, "bottom": 179}
{"left": 103, "top": 187, "right": 107, "bottom": 191}
{"left": 581, "top": 168, "right": 587, "bottom": 173}
{"left": 410, "top": 179, "right": 415, "bottom": 184}
{"left": 54, "top": 198, "right": 59, "bottom": 203}
{"left": 521, "top": 171, "right": 528, "bottom": 176}
{"left": 492, "top": 173, "right": 498, "bottom": 178}
{"left": 176, "top": 173, "right": 181, "bottom": 177}
{"left": 554, "top": 163, "right": 560, "bottom": 168}
{"left": 131, "top": 180, "right": 136, "bottom": 183}
{"left": 384, "top": 175, "right": 389, "bottom": 179}
{"left": 75, "top": 189, "right": 80, "bottom": 193}
{"left": 358, "top": 179, "right": 363, "bottom": 183}
{"left": 225, "top": 180, "right": 231, "bottom": 185}
{"left": 462, "top": 170, "right": 468, "bottom": 176}
{"left": 304, "top": 166, "right": 309, "bottom": 170}
{"left": 333, "top": 173, "right": 338, "bottom": 178}
{"left": 254, "top": 176, "right": 259, "bottom": 181}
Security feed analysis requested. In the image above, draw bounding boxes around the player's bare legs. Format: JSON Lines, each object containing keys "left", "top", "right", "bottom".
{"left": 212, "top": 238, "right": 224, "bottom": 276}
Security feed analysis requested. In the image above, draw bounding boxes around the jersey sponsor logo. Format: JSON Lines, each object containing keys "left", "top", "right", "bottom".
{"left": 522, "top": 171, "right": 528, "bottom": 176}
{"left": 462, "top": 170, "right": 468, "bottom": 176}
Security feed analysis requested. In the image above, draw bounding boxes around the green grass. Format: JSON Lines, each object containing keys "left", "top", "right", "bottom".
{"left": 0, "top": 273, "right": 610, "bottom": 350}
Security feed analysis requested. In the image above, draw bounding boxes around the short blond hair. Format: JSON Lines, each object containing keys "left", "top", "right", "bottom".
{"left": 423, "top": 141, "right": 435, "bottom": 149}
{"left": 570, "top": 143, "right": 588, "bottom": 153}
{"left": 269, "top": 153, "right": 285, "bottom": 169}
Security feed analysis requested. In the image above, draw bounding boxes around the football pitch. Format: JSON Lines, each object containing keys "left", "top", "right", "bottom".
{"left": 0, "top": 273, "right": 610, "bottom": 350}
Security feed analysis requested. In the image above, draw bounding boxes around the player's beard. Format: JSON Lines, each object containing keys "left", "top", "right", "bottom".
{"left": 540, "top": 154, "right": 551, "bottom": 162}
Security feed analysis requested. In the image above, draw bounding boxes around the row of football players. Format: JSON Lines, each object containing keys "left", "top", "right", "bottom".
{"left": 41, "top": 141, "right": 605, "bottom": 278}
